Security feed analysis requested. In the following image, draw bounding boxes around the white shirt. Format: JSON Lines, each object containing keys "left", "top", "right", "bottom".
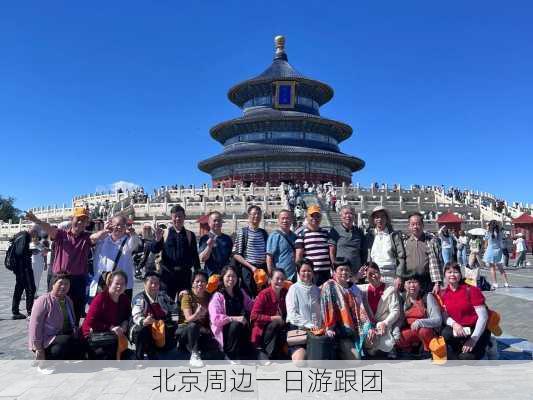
{"left": 514, "top": 238, "right": 526, "bottom": 252}
{"left": 30, "top": 242, "right": 46, "bottom": 272}
{"left": 371, "top": 229, "right": 395, "bottom": 267}
{"left": 90, "top": 233, "right": 141, "bottom": 295}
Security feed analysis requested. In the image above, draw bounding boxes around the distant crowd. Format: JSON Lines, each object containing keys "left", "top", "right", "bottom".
{"left": 5, "top": 196, "right": 529, "bottom": 369}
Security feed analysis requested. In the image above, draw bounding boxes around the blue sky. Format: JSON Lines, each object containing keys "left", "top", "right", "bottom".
{"left": 0, "top": 1, "right": 532, "bottom": 211}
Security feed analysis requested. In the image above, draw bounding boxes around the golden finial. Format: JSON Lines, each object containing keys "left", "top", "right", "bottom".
{"left": 275, "top": 35, "right": 285, "bottom": 55}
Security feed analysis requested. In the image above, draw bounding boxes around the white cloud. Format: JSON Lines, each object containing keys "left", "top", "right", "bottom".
{"left": 96, "top": 180, "right": 141, "bottom": 193}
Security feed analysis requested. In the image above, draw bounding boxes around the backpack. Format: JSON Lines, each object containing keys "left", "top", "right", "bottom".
{"left": 4, "top": 239, "right": 17, "bottom": 272}
{"left": 4, "top": 232, "right": 26, "bottom": 272}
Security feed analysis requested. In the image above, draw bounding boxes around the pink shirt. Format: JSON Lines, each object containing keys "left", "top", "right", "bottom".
{"left": 52, "top": 229, "right": 92, "bottom": 276}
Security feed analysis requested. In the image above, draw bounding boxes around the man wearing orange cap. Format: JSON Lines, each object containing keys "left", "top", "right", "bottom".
{"left": 26, "top": 208, "right": 105, "bottom": 322}
{"left": 295, "top": 205, "right": 335, "bottom": 286}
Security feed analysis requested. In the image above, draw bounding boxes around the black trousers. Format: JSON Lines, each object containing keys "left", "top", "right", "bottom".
{"left": 240, "top": 264, "right": 267, "bottom": 298}
{"left": 442, "top": 326, "right": 492, "bottom": 360}
{"left": 133, "top": 323, "right": 178, "bottom": 360}
{"left": 160, "top": 267, "right": 192, "bottom": 301}
{"left": 177, "top": 322, "right": 218, "bottom": 354}
{"left": 259, "top": 319, "right": 287, "bottom": 359}
{"left": 314, "top": 270, "right": 331, "bottom": 287}
{"left": 223, "top": 321, "right": 252, "bottom": 360}
{"left": 12, "top": 268, "right": 36, "bottom": 315}
{"left": 44, "top": 335, "right": 84, "bottom": 360}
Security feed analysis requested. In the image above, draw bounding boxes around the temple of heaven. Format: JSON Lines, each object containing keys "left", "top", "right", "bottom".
{"left": 198, "top": 35, "right": 365, "bottom": 186}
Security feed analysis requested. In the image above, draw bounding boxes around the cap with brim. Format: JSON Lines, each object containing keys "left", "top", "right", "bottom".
{"left": 307, "top": 205, "right": 321, "bottom": 216}
{"left": 73, "top": 207, "right": 89, "bottom": 219}
{"left": 370, "top": 206, "right": 391, "bottom": 221}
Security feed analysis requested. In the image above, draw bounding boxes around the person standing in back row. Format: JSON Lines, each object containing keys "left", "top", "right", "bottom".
{"left": 151, "top": 205, "right": 200, "bottom": 301}
{"left": 232, "top": 205, "right": 268, "bottom": 297}
{"left": 295, "top": 205, "right": 335, "bottom": 286}
{"left": 26, "top": 208, "right": 102, "bottom": 324}
{"left": 199, "top": 211, "right": 233, "bottom": 277}
{"left": 10, "top": 225, "right": 38, "bottom": 320}
{"left": 266, "top": 209, "right": 297, "bottom": 282}
{"left": 329, "top": 205, "right": 367, "bottom": 281}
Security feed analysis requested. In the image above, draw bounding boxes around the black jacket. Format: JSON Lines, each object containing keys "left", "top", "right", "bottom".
{"left": 12, "top": 231, "right": 32, "bottom": 273}
{"left": 151, "top": 226, "right": 200, "bottom": 271}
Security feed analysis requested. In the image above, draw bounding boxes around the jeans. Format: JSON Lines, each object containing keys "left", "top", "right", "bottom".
{"left": 458, "top": 247, "right": 468, "bottom": 267}
{"left": 442, "top": 248, "right": 453, "bottom": 265}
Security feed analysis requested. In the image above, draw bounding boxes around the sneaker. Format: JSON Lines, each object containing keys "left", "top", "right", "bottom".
{"left": 189, "top": 352, "right": 204, "bottom": 368}
{"left": 491, "top": 284, "right": 498, "bottom": 290}
{"left": 12, "top": 313, "right": 26, "bottom": 320}
{"left": 37, "top": 366, "right": 54, "bottom": 375}
{"left": 504, "top": 283, "right": 511, "bottom": 288}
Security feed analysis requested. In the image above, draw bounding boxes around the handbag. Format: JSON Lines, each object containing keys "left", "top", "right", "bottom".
{"left": 152, "top": 320, "right": 166, "bottom": 348}
{"left": 143, "top": 292, "right": 167, "bottom": 348}
{"left": 287, "top": 329, "right": 307, "bottom": 346}
{"left": 88, "top": 331, "right": 118, "bottom": 349}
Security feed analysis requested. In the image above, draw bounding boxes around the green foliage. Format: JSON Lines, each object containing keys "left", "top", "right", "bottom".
{"left": 0, "top": 196, "right": 21, "bottom": 223}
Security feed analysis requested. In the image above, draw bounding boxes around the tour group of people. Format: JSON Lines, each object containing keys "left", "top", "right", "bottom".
{"left": 8, "top": 201, "right": 514, "bottom": 367}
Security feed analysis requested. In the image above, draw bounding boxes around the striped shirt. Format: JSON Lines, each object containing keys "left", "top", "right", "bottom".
{"left": 295, "top": 228, "right": 332, "bottom": 272}
{"left": 232, "top": 227, "right": 267, "bottom": 266}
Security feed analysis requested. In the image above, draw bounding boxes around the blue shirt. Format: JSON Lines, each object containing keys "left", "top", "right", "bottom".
{"left": 198, "top": 233, "right": 233, "bottom": 276}
{"left": 266, "top": 230, "right": 297, "bottom": 281}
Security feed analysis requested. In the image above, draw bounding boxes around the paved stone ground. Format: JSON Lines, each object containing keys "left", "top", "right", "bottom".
{"left": 1, "top": 253, "right": 532, "bottom": 361}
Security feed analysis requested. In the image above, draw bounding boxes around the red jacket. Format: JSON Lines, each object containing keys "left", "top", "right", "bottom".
{"left": 250, "top": 287, "right": 287, "bottom": 347}
{"left": 81, "top": 290, "right": 131, "bottom": 338}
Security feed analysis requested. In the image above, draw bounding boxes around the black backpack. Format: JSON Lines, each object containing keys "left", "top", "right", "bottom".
{"left": 4, "top": 236, "right": 19, "bottom": 272}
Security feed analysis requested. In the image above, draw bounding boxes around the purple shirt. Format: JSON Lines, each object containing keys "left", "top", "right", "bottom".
{"left": 28, "top": 292, "right": 76, "bottom": 351}
{"left": 52, "top": 229, "right": 92, "bottom": 276}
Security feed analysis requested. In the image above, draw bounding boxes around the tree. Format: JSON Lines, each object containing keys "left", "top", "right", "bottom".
{"left": 0, "top": 196, "right": 21, "bottom": 223}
